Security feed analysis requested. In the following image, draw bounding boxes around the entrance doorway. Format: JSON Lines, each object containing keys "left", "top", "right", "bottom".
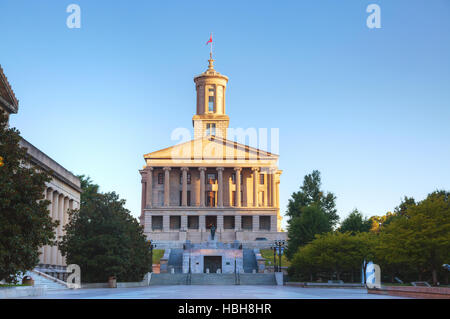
{"left": 204, "top": 256, "right": 222, "bottom": 273}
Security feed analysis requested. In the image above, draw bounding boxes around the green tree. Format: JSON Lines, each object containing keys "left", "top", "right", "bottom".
{"left": 286, "top": 170, "right": 338, "bottom": 226}
{"left": 339, "top": 209, "right": 372, "bottom": 234}
{"left": 290, "top": 231, "right": 376, "bottom": 283}
{"left": 286, "top": 205, "right": 332, "bottom": 259}
{"left": 377, "top": 191, "right": 450, "bottom": 285}
{"left": 59, "top": 176, "right": 152, "bottom": 283}
{"left": 0, "top": 112, "right": 57, "bottom": 282}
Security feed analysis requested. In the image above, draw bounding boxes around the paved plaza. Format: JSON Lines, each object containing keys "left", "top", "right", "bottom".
{"left": 22, "top": 285, "right": 406, "bottom": 299}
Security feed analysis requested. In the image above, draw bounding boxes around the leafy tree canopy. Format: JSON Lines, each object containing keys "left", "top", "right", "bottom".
{"left": 290, "top": 231, "right": 377, "bottom": 282}
{"left": 286, "top": 170, "right": 339, "bottom": 226}
{"left": 0, "top": 112, "right": 57, "bottom": 282}
{"left": 338, "top": 209, "right": 372, "bottom": 234}
{"left": 286, "top": 205, "right": 332, "bottom": 259}
{"left": 59, "top": 176, "right": 152, "bottom": 283}
{"left": 376, "top": 190, "right": 450, "bottom": 285}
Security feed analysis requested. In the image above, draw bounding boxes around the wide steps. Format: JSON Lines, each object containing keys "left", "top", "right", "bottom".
{"left": 149, "top": 273, "right": 188, "bottom": 285}
{"left": 239, "top": 274, "right": 276, "bottom": 285}
{"left": 149, "top": 273, "right": 276, "bottom": 285}
{"left": 19, "top": 271, "right": 68, "bottom": 291}
{"left": 190, "top": 273, "right": 236, "bottom": 285}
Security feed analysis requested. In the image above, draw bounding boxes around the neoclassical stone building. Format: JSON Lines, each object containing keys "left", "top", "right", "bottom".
{"left": 139, "top": 56, "right": 286, "bottom": 248}
{"left": 1, "top": 65, "right": 81, "bottom": 272}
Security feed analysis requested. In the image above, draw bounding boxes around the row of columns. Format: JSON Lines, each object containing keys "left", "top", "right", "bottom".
{"left": 41, "top": 187, "right": 79, "bottom": 267}
{"left": 141, "top": 166, "right": 277, "bottom": 209}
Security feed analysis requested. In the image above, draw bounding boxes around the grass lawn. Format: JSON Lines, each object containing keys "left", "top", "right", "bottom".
{"left": 152, "top": 249, "right": 165, "bottom": 264}
{"left": 0, "top": 284, "right": 28, "bottom": 287}
{"left": 260, "top": 249, "right": 291, "bottom": 268}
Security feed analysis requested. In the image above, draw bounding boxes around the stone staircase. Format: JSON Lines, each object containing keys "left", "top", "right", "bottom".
{"left": 149, "top": 273, "right": 277, "bottom": 285}
{"left": 149, "top": 273, "right": 188, "bottom": 285}
{"left": 239, "top": 273, "right": 277, "bottom": 285}
{"left": 243, "top": 249, "right": 257, "bottom": 273}
{"left": 190, "top": 273, "right": 236, "bottom": 285}
{"left": 18, "top": 270, "right": 68, "bottom": 291}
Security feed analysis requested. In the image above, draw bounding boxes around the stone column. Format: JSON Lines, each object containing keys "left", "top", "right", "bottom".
{"left": 270, "top": 215, "right": 277, "bottom": 232}
{"left": 62, "top": 197, "right": 69, "bottom": 266}
{"left": 146, "top": 167, "right": 153, "bottom": 208}
{"left": 234, "top": 168, "right": 242, "bottom": 207}
{"left": 145, "top": 214, "right": 152, "bottom": 233}
{"left": 216, "top": 167, "right": 224, "bottom": 207}
{"left": 217, "top": 215, "right": 224, "bottom": 232}
{"left": 199, "top": 215, "right": 206, "bottom": 232}
{"left": 141, "top": 172, "right": 147, "bottom": 211}
{"left": 199, "top": 167, "right": 206, "bottom": 207}
{"left": 253, "top": 215, "right": 259, "bottom": 232}
{"left": 50, "top": 192, "right": 59, "bottom": 266}
{"left": 235, "top": 215, "right": 242, "bottom": 231}
{"left": 57, "top": 194, "right": 64, "bottom": 266}
{"left": 181, "top": 215, "right": 188, "bottom": 231}
{"left": 163, "top": 215, "right": 170, "bottom": 232}
{"left": 181, "top": 167, "right": 188, "bottom": 206}
{"left": 163, "top": 167, "right": 171, "bottom": 207}
{"left": 252, "top": 167, "right": 259, "bottom": 207}
{"left": 270, "top": 169, "right": 276, "bottom": 207}
{"left": 44, "top": 189, "right": 53, "bottom": 264}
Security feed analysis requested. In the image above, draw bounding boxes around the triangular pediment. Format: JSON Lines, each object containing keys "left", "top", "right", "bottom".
{"left": 143, "top": 136, "right": 278, "bottom": 167}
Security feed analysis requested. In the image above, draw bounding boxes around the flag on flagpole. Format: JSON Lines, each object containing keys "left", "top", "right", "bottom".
{"left": 206, "top": 33, "right": 212, "bottom": 45}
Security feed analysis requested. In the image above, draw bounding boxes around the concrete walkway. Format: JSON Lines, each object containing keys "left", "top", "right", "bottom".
{"left": 21, "top": 285, "right": 407, "bottom": 299}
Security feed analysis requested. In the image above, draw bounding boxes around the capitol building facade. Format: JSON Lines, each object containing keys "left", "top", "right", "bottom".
{"left": 139, "top": 56, "right": 286, "bottom": 249}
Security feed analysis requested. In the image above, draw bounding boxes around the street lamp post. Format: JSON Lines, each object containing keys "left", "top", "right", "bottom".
{"left": 274, "top": 240, "right": 286, "bottom": 273}
{"left": 149, "top": 240, "right": 157, "bottom": 273}
{"left": 270, "top": 243, "right": 278, "bottom": 272}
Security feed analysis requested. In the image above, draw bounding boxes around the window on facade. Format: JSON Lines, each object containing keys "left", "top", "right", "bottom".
{"left": 260, "top": 173, "right": 265, "bottom": 185}
{"left": 241, "top": 216, "right": 253, "bottom": 230}
{"left": 206, "top": 123, "right": 216, "bottom": 136}
{"left": 206, "top": 216, "right": 217, "bottom": 229}
{"left": 152, "top": 216, "right": 163, "bottom": 231}
{"left": 208, "top": 96, "right": 214, "bottom": 112}
{"left": 206, "top": 173, "right": 217, "bottom": 184}
{"left": 259, "top": 216, "right": 271, "bottom": 231}
{"left": 170, "top": 216, "right": 181, "bottom": 230}
{"left": 179, "top": 172, "right": 191, "bottom": 184}
{"left": 224, "top": 216, "right": 235, "bottom": 230}
{"left": 188, "top": 216, "right": 199, "bottom": 229}
{"left": 158, "top": 173, "right": 164, "bottom": 184}
{"left": 179, "top": 191, "right": 191, "bottom": 206}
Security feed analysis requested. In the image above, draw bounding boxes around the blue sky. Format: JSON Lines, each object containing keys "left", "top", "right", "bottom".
{"left": 1, "top": 0, "right": 449, "bottom": 228}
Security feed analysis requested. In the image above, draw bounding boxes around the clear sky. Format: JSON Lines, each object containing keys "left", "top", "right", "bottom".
{"left": 1, "top": 0, "right": 449, "bottom": 228}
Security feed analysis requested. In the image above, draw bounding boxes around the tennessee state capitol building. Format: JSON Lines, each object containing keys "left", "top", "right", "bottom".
{"left": 139, "top": 55, "right": 286, "bottom": 249}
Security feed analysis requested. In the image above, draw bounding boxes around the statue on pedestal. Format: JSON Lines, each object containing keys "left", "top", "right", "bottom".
{"left": 210, "top": 224, "right": 216, "bottom": 241}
